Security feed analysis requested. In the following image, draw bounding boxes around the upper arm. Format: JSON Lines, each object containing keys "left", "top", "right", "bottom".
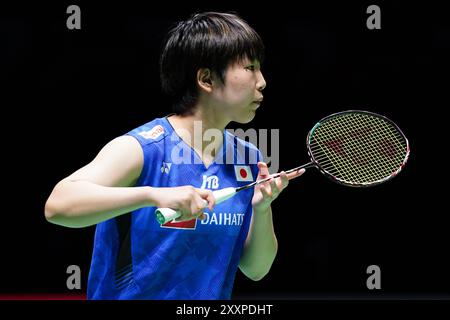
{"left": 62, "top": 135, "right": 144, "bottom": 188}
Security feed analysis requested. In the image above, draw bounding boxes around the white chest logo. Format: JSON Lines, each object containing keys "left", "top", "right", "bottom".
{"left": 201, "top": 175, "right": 219, "bottom": 189}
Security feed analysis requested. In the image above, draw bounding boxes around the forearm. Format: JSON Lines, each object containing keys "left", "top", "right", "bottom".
{"left": 45, "top": 180, "right": 154, "bottom": 228}
{"left": 239, "top": 206, "right": 278, "bottom": 281}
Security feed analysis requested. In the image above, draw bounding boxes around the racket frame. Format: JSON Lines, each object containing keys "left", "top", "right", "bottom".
{"left": 306, "top": 110, "right": 410, "bottom": 187}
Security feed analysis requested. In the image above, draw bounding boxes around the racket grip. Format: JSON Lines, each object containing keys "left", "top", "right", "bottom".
{"left": 155, "top": 187, "right": 237, "bottom": 224}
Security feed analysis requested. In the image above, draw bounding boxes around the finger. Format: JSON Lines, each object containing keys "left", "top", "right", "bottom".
{"left": 286, "top": 168, "right": 306, "bottom": 180}
{"left": 190, "top": 198, "right": 204, "bottom": 216}
{"left": 260, "top": 184, "right": 272, "bottom": 198}
{"left": 279, "top": 171, "right": 289, "bottom": 189}
{"left": 273, "top": 171, "right": 288, "bottom": 190}
{"left": 269, "top": 179, "right": 280, "bottom": 197}
{"left": 257, "top": 162, "right": 270, "bottom": 178}
{"left": 195, "top": 197, "right": 207, "bottom": 214}
{"left": 196, "top": 211, "right": 204, "bottom": 219}
{"left": 196, "top": 189, "right": 216, "bottom": 210}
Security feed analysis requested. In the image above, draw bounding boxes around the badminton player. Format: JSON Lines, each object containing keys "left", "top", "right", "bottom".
{"left": 44, "top": 12, "right": 304, "bottom": 299}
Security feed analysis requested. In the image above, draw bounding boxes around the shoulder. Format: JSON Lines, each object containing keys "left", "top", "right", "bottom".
{"left": 126, "top": 117, "right": 172, "bottom": 147}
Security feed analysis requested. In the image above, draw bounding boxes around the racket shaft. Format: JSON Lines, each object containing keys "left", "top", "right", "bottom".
{"left": 156, "top": 162, "right": 313, "bottom": 224}
{"left": 284, "top": 162, "right": 314, "bottom": 174}
{"left": 236, "top": 161, "right": 313, "bottom": 192}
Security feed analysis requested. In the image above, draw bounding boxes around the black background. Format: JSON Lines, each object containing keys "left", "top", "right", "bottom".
{"left": 1, "top": 1, "right": 449, "bottom": 299}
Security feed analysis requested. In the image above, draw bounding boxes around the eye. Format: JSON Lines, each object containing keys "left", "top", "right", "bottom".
{"left": 245, "top": 65, "right": 255, "bottom": 71}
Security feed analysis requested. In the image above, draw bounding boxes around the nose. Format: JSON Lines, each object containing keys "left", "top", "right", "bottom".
{"left": 256, "top": 70, "right": 266, "bottom": 92}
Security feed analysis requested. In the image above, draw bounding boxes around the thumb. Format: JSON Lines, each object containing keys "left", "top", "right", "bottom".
{"left": 196, "top": 189, "right": 216, "bottom": 210}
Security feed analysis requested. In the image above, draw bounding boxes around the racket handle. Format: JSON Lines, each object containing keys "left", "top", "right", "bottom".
{"left": 155, "top": 187, "right": 237, "bottom": 224}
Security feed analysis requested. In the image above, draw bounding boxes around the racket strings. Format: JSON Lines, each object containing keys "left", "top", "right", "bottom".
{"left": 309, "top": 112, "right": 408, "bottom": 185}
{"left": 321, "top": 117, "right": 404, "bottom": 182}
{"left": 320, "top": 115, "right": 406, "bottom": 183}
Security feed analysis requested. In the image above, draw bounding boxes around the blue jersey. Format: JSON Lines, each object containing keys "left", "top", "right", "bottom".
{"left": 87, "top": 116, "right": 261, "bottom": 299}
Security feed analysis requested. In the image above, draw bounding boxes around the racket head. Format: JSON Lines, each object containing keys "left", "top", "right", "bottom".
{"left": 306, "top": 110, "right": 410, "bottom": 187}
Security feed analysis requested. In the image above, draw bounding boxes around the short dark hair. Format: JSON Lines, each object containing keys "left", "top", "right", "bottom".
{"left": 159, "top": 12, "right": 265, "bottom": 115}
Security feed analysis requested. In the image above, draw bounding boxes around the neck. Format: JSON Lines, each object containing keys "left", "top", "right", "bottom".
{"left": 174, "top": 105, "right": 229, "bottom": 131}
{"left": 168, "top": 104, "right": 229, "bottom": 165}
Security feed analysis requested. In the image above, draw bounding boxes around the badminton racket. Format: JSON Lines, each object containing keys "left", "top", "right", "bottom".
{"left": 155, "top": 110, "right": 410, "bottom": 224}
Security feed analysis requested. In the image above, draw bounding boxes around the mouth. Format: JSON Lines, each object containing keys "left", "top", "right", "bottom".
{"left": 252, "top": 98, "right": 263, "bottom": 109}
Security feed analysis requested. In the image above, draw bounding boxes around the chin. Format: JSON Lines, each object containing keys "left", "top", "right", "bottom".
{"left": 234, "top": 111, "right": 256, "bottom": 124}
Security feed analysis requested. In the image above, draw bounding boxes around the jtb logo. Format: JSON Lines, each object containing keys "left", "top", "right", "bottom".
{"left": 201, "top": 175, "right": 219, "bottom": 189}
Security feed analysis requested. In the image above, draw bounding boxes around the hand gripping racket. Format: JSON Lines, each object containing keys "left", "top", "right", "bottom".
{"left": 155, "top": 110, "right": 410, "bottom": 224}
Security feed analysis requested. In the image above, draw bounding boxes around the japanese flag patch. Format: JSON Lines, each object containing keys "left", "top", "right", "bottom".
{"left": 234, "top": 165, "right": 254, "bottom": 182}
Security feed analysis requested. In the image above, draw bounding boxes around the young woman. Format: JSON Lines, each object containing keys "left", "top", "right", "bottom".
{"left": 45, "top": 12, "right": 304, "bottom": 299}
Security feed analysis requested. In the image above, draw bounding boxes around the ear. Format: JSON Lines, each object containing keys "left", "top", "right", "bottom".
{"left": 196, "top": 68, "right": 213, "bottom": 93}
